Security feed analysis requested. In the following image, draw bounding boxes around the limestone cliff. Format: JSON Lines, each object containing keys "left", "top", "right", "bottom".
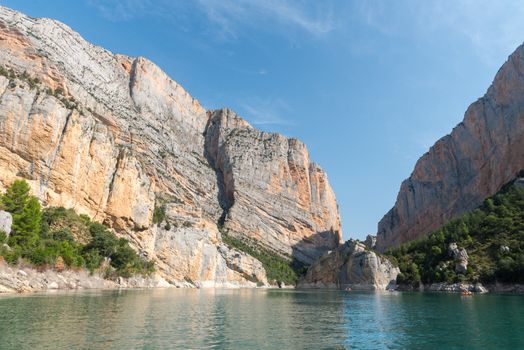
{"left": 298, "top": 240, "right": 398, "bottom": 290}
{"left": 376, "top": 44, "right": 524, "bottom": 251}
{"left": 0, "top": 7, "right": 341, "bottom": 285}
{"left": 205, "top": 109, "right": 342, "bottom": 264}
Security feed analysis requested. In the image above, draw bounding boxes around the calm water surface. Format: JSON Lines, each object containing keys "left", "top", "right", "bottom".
{"left": 0, "top": 289, "right": 523, "bottom": 349}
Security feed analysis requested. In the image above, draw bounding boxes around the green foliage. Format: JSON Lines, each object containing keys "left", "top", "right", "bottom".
{"left": 2, "top": 180, "right": 42, "bottom": 248}
{"left": 82, "top": 223, "right": 154, "bottom": 275}
{"left": 220, "top": 227, "right": 304, "bottom": 285}
{"left": 1, "top": 179, "right": 31, "bottom": 214}
{"left": 29, "top": 239, "right": 84, "bottom": 267}
{"left": 387, "top": 182, "right": 524, "bottom": 287}
{"left": 0, "top": 179, "right": 154, "bottom": 277}
{"left": 41, "top": 206, "right": 91, "bottom": 242}
{"left": 0, "top": 67, "right": 40, "bottom": 89}
{"left": 153, "top": 204, "right": 166, "bottom": 225}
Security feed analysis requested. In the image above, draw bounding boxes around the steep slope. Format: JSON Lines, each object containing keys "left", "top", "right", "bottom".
{"left": 0, "top": 7, "right": 341, "bottom": 285}
{"left": 376, "top": 44, "right": 524, "bottom": 251}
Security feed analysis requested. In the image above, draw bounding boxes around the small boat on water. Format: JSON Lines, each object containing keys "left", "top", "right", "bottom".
{"left": 461, "top": 290, "right": 473, "bottom": 296}
{"left": 345, "top": 287, "right": 352, "bottom": 292}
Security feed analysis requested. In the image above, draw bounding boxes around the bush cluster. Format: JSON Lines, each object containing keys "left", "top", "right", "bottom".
{"left": 387, "top": 181, "right": 524, "bottom": 287}
{"left": 220, "top": 227, "right": 306, "bottom": 285}
{"left": 0, "top": 180, "right": 154, "bottom": 277}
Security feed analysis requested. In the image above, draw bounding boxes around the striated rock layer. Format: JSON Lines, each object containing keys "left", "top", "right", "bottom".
{"left": 376, "top": 44, "right": 524, "bottom": 251}
{"left": 205, "top": 109, "right": 342, "bottom": 264}
{"left": 0, "top": 7, "right": 341, "bottom": 285}
{"left": 298, "top": 240, "right": 399, "bottom": 290}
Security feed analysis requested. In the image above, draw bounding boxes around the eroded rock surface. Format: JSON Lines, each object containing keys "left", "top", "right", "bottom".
{"left": 298, "top": 240, "right": 398, "bottom": 290}
{"left": 448, "top": 243, "right": 469, "bottom": 274}
{"left": 205, "top": 109, "right": 342, "bottom": 264}
{"left": 364, "top": 234, "right": 377, "bottom": 250}
{"left": 0, "top": 211, "right": 12, "bottom": 237}
{"left": 0, "top": 7, "right": 341, "bottom": 285}
{"left": 377, "top": 44, "right": 524, "bottom": 251}
{"left": 0, "top": 259, "right": 172, "bottom": 293}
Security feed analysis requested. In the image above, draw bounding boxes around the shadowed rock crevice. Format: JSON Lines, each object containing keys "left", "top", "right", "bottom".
{"left": 291, "top": 229, "right": 342, "bottom": 264}
{"left": 203, "top": 109, "right": 235, "bottom": 227}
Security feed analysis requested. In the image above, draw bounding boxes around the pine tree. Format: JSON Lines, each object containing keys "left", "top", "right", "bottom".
{"left": 1, "top": 179, "right": 31, "bottom": 214}
{"left": 1, "top": 180, "right": 42, "bottom": 248}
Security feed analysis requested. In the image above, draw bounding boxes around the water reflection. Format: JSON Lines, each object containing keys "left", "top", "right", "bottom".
{"left": 0, "top": 289, "right": 523, "bottom": 349}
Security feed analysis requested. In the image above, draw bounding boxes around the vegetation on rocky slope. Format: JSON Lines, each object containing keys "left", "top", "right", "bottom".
{"left": 220, "top": 227, "right": 306, "bottom": 285}
{"left": 386, "top": 178, "right": 524, "bottom": 287}
{"left": 0, "top": 180, "right": 154, "bottom": 277}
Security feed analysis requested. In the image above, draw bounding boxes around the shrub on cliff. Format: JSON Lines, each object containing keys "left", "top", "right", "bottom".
{"left": 220, "top": 229, "right": 303, "bottom": 285}
{"left": 83, "top": 222, "right": 154, "bottom": 275}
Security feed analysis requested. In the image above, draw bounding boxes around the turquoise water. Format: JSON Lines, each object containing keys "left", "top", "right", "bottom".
{"left": 0, "top": 289, "right": 523, "bottom": 349}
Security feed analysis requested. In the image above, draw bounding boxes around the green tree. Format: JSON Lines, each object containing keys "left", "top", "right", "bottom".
{"left": 2, "top": 180, "right": 42, "bottom": 248}
{"left": 1, "top": 179, "right": 31, "bottom": 214}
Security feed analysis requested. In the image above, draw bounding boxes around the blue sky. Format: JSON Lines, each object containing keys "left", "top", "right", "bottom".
{"left": 4, "top": 0, "right": 524, "bottom": 240}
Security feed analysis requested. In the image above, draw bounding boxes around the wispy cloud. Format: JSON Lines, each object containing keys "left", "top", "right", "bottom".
{"left": 87, "top": 0, "right": 334, "bottom": 38}
{"left": 87, "top": 0, "right": 150, "bottom": 21}
{"left": 195, "top": 0, "right": 334, "bottom": 37}
{"left": 239, "top": 98, "right": 295, "bottom": 126}
{"left": 354, "top": 0, "right": 524, "bottom": 66}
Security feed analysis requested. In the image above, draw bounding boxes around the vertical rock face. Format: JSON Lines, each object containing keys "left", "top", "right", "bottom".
{"left": 298, "top": 240, "right": 399, "bottom": 290}
{"left": 0, "top": 7, "right": 342, "bottom": 284}
{"left": 205, "top": 109, "right": 342, "bottom": 263}
{"left": 376, "top": 44, "right": 524, "bottom": 251}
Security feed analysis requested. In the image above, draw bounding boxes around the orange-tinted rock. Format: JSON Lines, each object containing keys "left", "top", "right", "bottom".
{"left": 0, "top": 6, "right": 342, "bottom": 285}
{"left": 205, "top": 109, "right": 342, "bottom": 263}
{"left": 376, "top": 44, "right": 524, "bottom": 251}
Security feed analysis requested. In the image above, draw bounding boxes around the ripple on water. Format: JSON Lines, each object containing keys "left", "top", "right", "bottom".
{"left": 0, "top": 289, "right": 523, "bottom": 349}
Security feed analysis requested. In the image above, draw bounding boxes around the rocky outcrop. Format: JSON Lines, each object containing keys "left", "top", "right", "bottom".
{"left": 218, "top": 244, "right": 268, "bottom": 285}
{"left": 0, "top": 7, "right": 341, "bottom": 285}
{"left": 0, "top": 210, "right": 12, "bottom": 237}
{"left": 448, "top": 243, "right": 469, "bottom": 274}
{"left": 297, "top": 240, "right": 399, "bottom": 290}
{"left": 377, "top": 44, "right": 524, "bottom": 251}
{"left": 427, "top": 282, "right": 488, "bottom": 293}
{"left": 364, "top": 234, "right": 377, "bottom": 250}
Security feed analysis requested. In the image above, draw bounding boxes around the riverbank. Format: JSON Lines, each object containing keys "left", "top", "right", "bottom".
{"left": 4, "top": 257, "right": 523, "bottom": 295}
{"left": 0, "top": 259, "right": 175, "bottom": 294}
{"left": 0, "top": 259, "right": 287, "bottom": 293}
{"left": 396, "top": 282, "right": 524, "bottom": 294}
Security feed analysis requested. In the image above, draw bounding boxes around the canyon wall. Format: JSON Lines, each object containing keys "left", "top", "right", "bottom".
{"left": 376, "top": 44, "right": 524, "bottom": 251}
{"left": 0, "top": 6, "right": 341, "bottom": 285}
